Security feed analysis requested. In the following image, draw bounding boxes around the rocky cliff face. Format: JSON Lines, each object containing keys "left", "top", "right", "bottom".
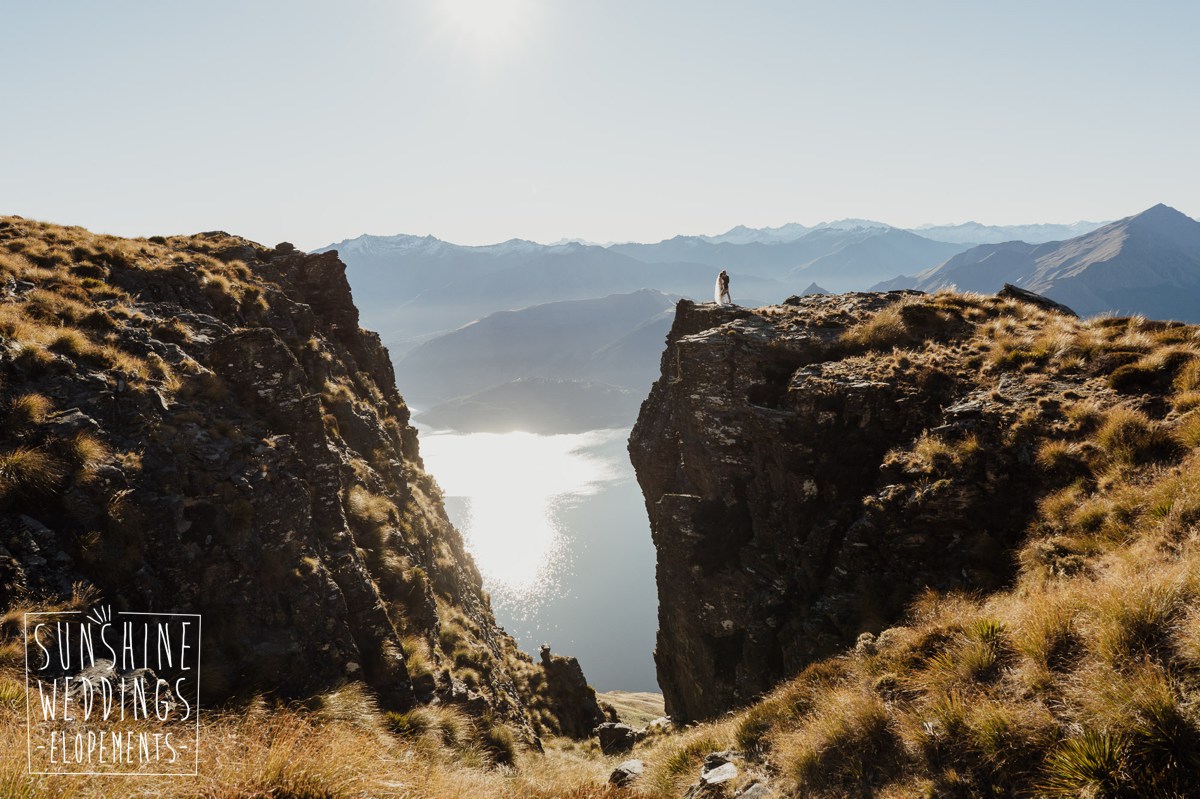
{"left": 630, "top": 290, "right": 1135, "bottom": 722}
{"left": 0, "top": 218, "right": 583, "bottom": 732}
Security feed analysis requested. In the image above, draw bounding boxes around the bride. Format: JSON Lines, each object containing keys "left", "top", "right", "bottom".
{"left": 714, "top": 269, "right": 731, "bottom": 305}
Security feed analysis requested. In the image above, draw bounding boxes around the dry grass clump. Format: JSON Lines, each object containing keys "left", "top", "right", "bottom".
{"left": 347, "top": 484, "right": 396, "bottom": 530}
{"left": 0, "top": 446, "right": 65, "bottom": 505}
{"left": 1035, "top": 439, "right": 1091, "bottom": 479}
{"left": 4, "top": 393, "right": 53, "bottom": 430}
{"left": 733, "top": 659, "right": 849, "bottom": 755}
{"left": 641, "top": 727, "right": 727, "bottom": 795}
{"left": 1093, "top": 405, "right": 1176, "bottom": 466}
{"left": 776, "top": 685, "right": 901, "bottom": 792}
{"left": 903, "top": 432, "right": 981, "bottom": 475}
{"left": 841, "top": 295, "right": 966, "bottom": 351}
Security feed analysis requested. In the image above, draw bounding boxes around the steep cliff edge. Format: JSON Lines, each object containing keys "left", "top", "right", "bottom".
{"left": 0, "top": 217, "right": 602, "bottom": 740}
{"left": 631, "top": 290, "right": 1182, "bottom": 722}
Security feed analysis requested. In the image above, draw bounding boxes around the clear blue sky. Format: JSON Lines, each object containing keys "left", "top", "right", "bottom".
{"left": 2, "top": 1, "right": 1197, "bottom": 248}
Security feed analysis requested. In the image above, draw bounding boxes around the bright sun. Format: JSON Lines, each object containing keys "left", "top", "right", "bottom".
{"left": 438, "top": 0, "right": 534, "bottom": 57}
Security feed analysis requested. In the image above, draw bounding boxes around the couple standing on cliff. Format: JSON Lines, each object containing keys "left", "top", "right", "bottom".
{"left": 714, "top": 269, "right": 732, "bottom": 306}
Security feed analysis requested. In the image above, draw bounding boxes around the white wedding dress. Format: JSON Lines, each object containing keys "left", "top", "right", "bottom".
{"left": 714, "top": 276, "right": 731, "bottom": 305}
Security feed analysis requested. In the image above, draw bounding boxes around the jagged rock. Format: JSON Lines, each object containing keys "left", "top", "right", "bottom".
{"left": 998, "top": 283, "right": 1077, "bottom": 317}
{"left": 701, "top": 752, "right": 738, "bottom": 778}
{"left": 537, "top": 644, "right": 609, "bottom": 738}
{"left": 609, "top": 759, "right": 644, "bottom": 787}
{"left": 734, "top": 783, "right": 774, "bottom": 798}
{"left": 43, "top": 409, "right": 101, "bottom": 436}
{"left": 683, "top": 752, "right": 740, "bottom": 797}
{"left": 593, "top": 721, "right": 639, "bottom": 755}
{"left": 704, "top": 762, "right": 738, "bottom": 782}
{"left": 411, "top": 671, "right": 436, "bottom": 703}
{"left": 630, "top": 292, "right": 1106, "bottom": 722}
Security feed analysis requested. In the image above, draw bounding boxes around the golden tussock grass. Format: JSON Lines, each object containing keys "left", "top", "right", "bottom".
{"left": 0, "top": 669, "right": 649, "bottom": 799}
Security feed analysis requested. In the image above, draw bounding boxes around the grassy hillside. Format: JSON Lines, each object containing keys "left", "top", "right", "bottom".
{"left": 627, "top": 292, "right": 1200, "bottom": 797}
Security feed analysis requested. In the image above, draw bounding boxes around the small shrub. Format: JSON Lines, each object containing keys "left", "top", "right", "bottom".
{"left": 386, "top": 706, "right": 473, "bottom": 751}
{"left": 1108, "top": 361, "right": 1162, "bottom": 392}
{"left": 1040, "top": 731, "right": 1128, "bottom": 798}
{"left": 1019, "top": 535, "right": 1091, "bottom": 580}
{"left": 386, "top": 708, "right": 435, "bottom": 739}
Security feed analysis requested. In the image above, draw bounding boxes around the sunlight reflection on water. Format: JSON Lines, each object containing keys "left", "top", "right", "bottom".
{"left": 416, "top": 428, "right": 624, "bottom": 612}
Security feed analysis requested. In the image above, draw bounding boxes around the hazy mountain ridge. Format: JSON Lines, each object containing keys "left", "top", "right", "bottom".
{"left": 400, "top": 290, "right": 677, "bottom": 431}
{"left": 322, "top": 234, "right": 786, "bottom": 354}
{"left": 420, "top": 378, "right": 642, "bottom": 434}
{"left": 321, "top": 204, "right": 1195, "bottom": 438}
{"left": 914, "top": 219, "right": 1106, "bottom": 244}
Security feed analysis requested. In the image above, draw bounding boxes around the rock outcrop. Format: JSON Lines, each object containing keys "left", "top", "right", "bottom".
{"left": 530, "top": 644, "right": 611, "bottom": 739}
{"left": 0, "top": 219, "right": 534, "bottom": 724}
{"left": 630, "top": 290, "right": 1128, "bottom": 722}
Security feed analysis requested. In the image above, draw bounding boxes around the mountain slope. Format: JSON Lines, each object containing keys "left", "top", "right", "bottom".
{"left": 397, "top": 289, "right": 678, "bottom": 404}
{"left": 788, "top": 228, "right": 968, "bottom": 291}
{"left": 912, "top": 204, "right": 1200, "bottom": 320}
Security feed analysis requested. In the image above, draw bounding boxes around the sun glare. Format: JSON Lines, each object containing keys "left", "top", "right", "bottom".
{"left": 437, "top": 0, "right": 535, "bottom": 58}
{"left": 417, "top": 429, "right": 621, "bottom": 598}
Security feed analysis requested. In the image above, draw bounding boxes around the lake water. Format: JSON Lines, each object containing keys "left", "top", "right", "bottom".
{"left": 415, "top": 426, "right": 660, "bottom": 692}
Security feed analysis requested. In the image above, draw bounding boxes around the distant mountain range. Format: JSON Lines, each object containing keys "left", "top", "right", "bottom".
{"left": 314, "top": 237, "right": 784, "bottom": 353}
{"left": 883, "top": 205, "right": 1200, "bottom": 320}
{"left": 320, "top": 205, "right": 1195, "bottom": 432}
{"left": 608, "top": 227, "right": 968, "bottom": 289}
{"left": 911, "top": 220, "right": 1105, "bottom": 245}
{"left": 319, "top": 215, "right": 1116, "bottom": 356}
{"left": 676, "top": 218, "right": 1103, "bottom": 247}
